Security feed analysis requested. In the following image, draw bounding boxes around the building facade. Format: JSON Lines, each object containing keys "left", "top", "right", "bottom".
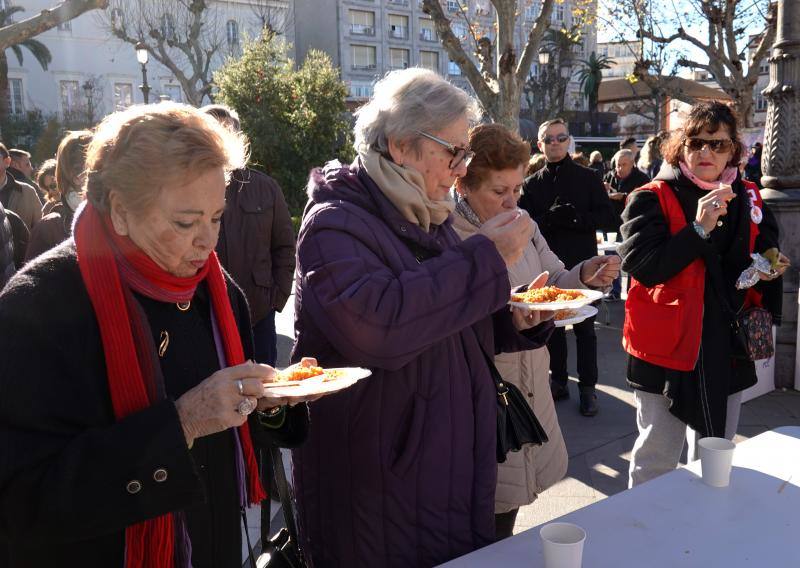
{"left": 5, "top": 0, "right": 292, "bottom": 124}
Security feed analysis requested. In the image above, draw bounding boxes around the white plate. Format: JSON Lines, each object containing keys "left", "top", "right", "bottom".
{"left": 553, "top": 305, "right": 599, "bottom": 328}
{"left": 263, "top": 367, "right": 372, "bottom": 397}
{"left": 509, "top": 288, "right": 604, "bottom": 311}
{"left": 597, "top": 242, "right": 619, "bottom": 253}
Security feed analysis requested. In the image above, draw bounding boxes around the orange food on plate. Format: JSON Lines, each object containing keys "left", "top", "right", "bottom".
{"left": 276, "top": 365, "right": 324, "bottom": 382}
{"left": 512, "top": 286, "right": 585, "bottom": 304}
{"left": 554, "top": 309, "right": 577, "bottom": 321}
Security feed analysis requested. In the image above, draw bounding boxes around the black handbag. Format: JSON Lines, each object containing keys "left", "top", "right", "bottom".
{"left": 243, "top": 445, "right": 306, "bottom": 568}
{"left": 479, "top": 344, "right": 548, "bottom": 463}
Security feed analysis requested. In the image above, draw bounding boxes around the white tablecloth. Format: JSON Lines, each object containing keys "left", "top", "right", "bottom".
{"left": 440, "top": 427, "right": 800, "bottom": 567}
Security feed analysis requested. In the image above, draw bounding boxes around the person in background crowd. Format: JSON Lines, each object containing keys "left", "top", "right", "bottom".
{"left": 453, "top": 123, "right": 619, "bottom": 541}
{"left": 202, "top": 104, "right": 296, "bottom": 368}
{"left": 589, "top": 150, "right": 605, "bottom": 178}
{"left": 0, "top": 102, "right": 315, "bottom": 568}
{"left": 292, "top": 68, "right": 554, "bottom": 567}
{"left": 0, "top": 201, "right": 14, "bottom": 288}
{"left": 744, "top": 142, "right": 763, "bottom": 188}
{"left": 8, "top": 149, "right": 42, "bottom": 201}
{"left": 0, "top": 144, "right": 41, "bottom": 232}
{"left": 526, "top": 152, "right": 547, "bottom": 177}
{"left": 37, "top": 159, "right": 59, "bottom": 216}
{"left": 619, "top": 101, "right": 787, "bottom": 487}
{"left": 637, "top": 135, "right": 664, "bottom": 179}
{"left": 519, "top": 118, "right": 618, "bottom": 416}
{"left": 3, "top": 209, "right": 28, "bottom": 270}
{"left": 572, "top": 152, "right": 590, "bottom": 167}
{"left": 620, "top": 136, "right": 639, "bottom": 160}
{"left": 25, "top": 131, "right": 92, "bottom": 261}
{"left": 605, "top": 149, "right": 650, "bottom": 206}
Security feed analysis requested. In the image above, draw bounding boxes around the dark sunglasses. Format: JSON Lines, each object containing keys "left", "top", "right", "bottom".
{"left": 47, "top": 183, "right": 57, "bottom": 190}
{"left": 541, "top": 133, "right": 570, "bottom": 145}
{"left": 683, "top": 137, "right": 734, "bottom": 154}
{"left": 416, "top": 130, "right": 475, "bottom": 170}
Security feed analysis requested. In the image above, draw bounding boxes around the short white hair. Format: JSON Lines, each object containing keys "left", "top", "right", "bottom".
{"left": 354, "top": 68, "right": 481, "bottom": 156}
{"left": 613, "top": 149, "right": 634, "bottom": 164}
{"left": 590, "top": 150, "right": 603, "bottom": 163}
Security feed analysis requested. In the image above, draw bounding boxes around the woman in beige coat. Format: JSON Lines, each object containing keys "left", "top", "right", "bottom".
{"left": 453, "top": 124, "right": 620, "bottom": 540}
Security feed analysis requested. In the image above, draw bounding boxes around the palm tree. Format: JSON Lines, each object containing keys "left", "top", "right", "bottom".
{"left": 0, "top": 6, "right": 52, "bottom": 122}
{"left": 576, "top": 51, "right": 615, "bottom": 136}
{"left": 540, "top": 27, "right": 582, "bottom": 116}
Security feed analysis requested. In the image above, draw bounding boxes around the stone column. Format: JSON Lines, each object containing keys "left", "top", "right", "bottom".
{"left": 761, "top": 0, "right": 800, "bottom": 389}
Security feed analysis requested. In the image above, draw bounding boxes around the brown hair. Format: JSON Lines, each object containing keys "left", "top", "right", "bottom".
{"left": 456, "top": 123, "right": 531, "bottom": 192}
{"left": 85, "top": 102, "right": 248, "bottom": 215}
{"left": 661, "top": 101, "right": 743, "bottom": 167}
{"left": 55, "top": 131, "right": 93, "bottom": 197}
{"left": 572, "top": 152, "right": 590, "bottom": 167}
{"left": 36, "top": 158, "right": 58, "bottom": 202}
{"left": 526, "top": 153, "right": 547, "bottom": 177}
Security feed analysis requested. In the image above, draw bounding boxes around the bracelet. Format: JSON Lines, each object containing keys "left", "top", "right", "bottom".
{"left": 692, "top": 221, "right": 709, "bottom": 240}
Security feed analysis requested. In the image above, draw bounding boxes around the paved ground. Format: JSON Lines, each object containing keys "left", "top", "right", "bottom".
{"left": 243, "top": 292, "right": 800, "bottom": 562}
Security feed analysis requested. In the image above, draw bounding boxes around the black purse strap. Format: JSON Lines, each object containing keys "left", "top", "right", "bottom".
{"left": 270, "top": 444, "right": 302, "bottom": 555}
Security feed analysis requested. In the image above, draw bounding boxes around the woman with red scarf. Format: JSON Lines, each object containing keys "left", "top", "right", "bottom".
{"left": 619, "top": 102, "right": 788, "bottom": 487}
{"left": 0, "top": 104, "right": 312, "bottom": 567}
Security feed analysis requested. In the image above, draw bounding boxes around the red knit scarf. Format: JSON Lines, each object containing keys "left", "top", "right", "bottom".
{"left": 74, "top": 202, "right": 265, "bottom": 568}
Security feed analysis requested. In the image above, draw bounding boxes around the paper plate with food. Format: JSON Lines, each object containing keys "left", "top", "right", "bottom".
{"left": 553, "top": 305, "right": 599, "bottom": 328}
{"left": 264, "top": 358, "right": 372, "bottom": 397}
{"left": 509, "top": 286, "right": 604, "bottom": 311}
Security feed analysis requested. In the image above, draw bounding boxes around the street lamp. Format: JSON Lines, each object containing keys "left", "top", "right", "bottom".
{"left": 82, "top": 80, "right": 94, "bottom": 125}
{"left": 135, "top": 41, "right": 151, "bottom": 104}
{"left": 538, "top": 50, "right": 550, "bottom": 66}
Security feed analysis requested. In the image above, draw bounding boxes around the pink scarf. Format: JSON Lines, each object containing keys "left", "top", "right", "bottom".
{"left": 679, "top": 162, "right": 738, "bottom": 190}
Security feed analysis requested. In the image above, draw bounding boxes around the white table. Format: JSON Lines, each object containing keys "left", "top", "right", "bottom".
{"left": 440, "top": 427, "right": 800, "bottom": 567}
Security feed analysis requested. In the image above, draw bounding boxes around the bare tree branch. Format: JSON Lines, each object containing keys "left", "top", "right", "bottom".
{"left": 516, "top": 0, "right": 556, "bottom": 84}
{"left": 0, "top": 0, "right": 107, "bottom": 49}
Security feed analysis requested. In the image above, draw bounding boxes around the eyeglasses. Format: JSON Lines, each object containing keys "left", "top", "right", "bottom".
{"left": 683, "top": 137, "right": 734, "bottom": 154}
{"left": 47, "top": 183, "right": 57, "bottom": 190}
{"left": 541, "top": 133, "right": 570, "bottom": 145}
{"left": 416, "top": 130, "right": 475, "bottom": 170}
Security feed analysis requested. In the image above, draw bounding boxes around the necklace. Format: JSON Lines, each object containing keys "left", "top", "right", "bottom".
{"left": 176, "top": 301, "right": 191, "bottom": 312}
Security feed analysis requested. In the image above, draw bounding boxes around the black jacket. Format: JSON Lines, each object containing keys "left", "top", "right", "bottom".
{"left": 604, "top": 168, "right": 651, "bottom": 226}
{"left": 519, "top": 155, "right": 617, "bottom": 269}
{"left": 0, "top": 202, "right": 13, "bottom": 288}
{"left": 0, "top": 242, "right": 309, "bottom": 567}
{"left": 216, "top": 168, "right": 296, "bottom": 324}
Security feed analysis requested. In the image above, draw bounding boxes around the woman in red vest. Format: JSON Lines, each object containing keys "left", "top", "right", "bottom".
{"left": 618, "top": 102, "right": 788, "bottom": 487}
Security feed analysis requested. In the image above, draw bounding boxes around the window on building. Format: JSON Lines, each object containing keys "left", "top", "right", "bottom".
{"left": 389, "top": 48, "right": 409, "bottom": 70}
{"left": 114, "top": 82, "right": 133, "bottom": 110}
{"left": 419, "top": 18, "right": 436, "bottom": 41}
{"left": 388, "top": 14, "right": 408, "bottom": 40}
{"left": 110, "top": 8, "right": 124, "bottom": 29}
{"left": 7, "top": 78, "right": 23, "bottom": 115}
{"left": 447, "top": 0, "right": 461, "bottom": 13}
{"left": 60, "top": 80, "right": 79, "bottom": 114}
{"left": 756, "top": 92, "right": 768, "bottom": 111}
{"left": 163, "top": 84, "right": 183, "bottom": 102}
{"left": 452, "top": 22, "right": 467, "bottom": 39}
{"left": 161, "top": 14, "right": 176, "bottom": 40}
{"left": 419, "top": 50, "right": 439, "bottom": 71}
{"left": 57, "top": 20, "right": 72, "bottom": 32}
{"left": 349, "top": 10, "right": 375, "bottom": 35}
{"left": 525, "top": 2, "right": 540, "bottom": 21}
{"left": 349, "top": 81, "right": 374, "bottom": 99}
{"left": 448, "top": 59, "right": 461, "bottom": 76}
{"left": 551, "top": 4, "right": 564, "bottom": 22}
{"left": 226, "top": 20, "right": 239, "bottom": 48}
{"left": 759, "top": 59, "right": 769, "bottom": 74}
{"left": 352, "top": 45, "right": 377, "bottom": 70}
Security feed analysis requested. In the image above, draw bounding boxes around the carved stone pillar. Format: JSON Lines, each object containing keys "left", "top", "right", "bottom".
{"left": 761, "top": 0, "right": 800, "bottom": 389}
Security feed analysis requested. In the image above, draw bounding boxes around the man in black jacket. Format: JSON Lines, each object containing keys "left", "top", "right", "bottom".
{"left": 0, "top": 202, "right": 14, "bottom": 289}
{"left": 519, "top": 118, "right": 618, "bottom": 416}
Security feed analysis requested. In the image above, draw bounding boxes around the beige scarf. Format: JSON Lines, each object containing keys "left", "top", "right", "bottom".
{"left": 359, "top": 147, "right": 454, "bottom": 232}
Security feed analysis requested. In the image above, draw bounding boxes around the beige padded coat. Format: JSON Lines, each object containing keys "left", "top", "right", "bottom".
{"left": 453, "top": 212, "right": 581, "bottom": 513}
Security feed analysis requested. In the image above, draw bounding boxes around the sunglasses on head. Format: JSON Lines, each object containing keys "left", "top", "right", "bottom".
{"left": 683, "top": 137, "right": 734, "bottom": 154}
{"left": 416, "top": 130, "right": 475, "bottom": 170}
{"left": 541, "top": 133, "right": 570, "bottom": 145}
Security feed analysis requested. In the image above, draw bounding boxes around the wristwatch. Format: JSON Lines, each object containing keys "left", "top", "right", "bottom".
{"left": 692, "top": 221, "right": 709, "bottom": 240}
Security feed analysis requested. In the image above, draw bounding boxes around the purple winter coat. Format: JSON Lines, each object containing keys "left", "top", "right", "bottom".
{"left": 291, "top": 160, "right": 553, "bottom": 567}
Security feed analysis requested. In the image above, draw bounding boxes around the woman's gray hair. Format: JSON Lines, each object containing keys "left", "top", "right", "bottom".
{"left": 354, "top": 68, "right": 481, "bottom": 157}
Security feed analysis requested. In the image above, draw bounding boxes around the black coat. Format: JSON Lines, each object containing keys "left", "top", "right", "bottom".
{"left": 604, "top": 168, "right": 651, "bottom": 227}
{"left": 0, "top": 242, "right": 309, "bottom": 567}
{"left": 0, "top": 202, "right": 13, "bottom": 288}
{"left": 519, "top": 155, "right": 617, "bottom": 269}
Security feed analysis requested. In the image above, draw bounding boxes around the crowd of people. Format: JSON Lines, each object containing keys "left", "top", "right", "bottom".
{"left": 0, "top": 67, "right": 789, "bottom": 568}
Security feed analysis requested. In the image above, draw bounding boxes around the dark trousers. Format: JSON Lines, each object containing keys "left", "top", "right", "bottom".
{"left": 495, "top": 508, "right": 519, "bottom": 541}
{"left": 253, "top": 310, "right": 277, "bottom": 366}
{"left": 548, "top": 315, "right": 598, "bottom": 390}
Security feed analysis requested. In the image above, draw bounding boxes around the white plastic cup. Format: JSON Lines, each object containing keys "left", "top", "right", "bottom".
{"left": 698, "top": 437, "right": 736, "bottom": 487}
{"left": 607, "top": 232, "right": 618, "bottom": 243}
{"left": 595, "top": 231, "right": 604, "bottom": 244}
{"left": 540, "top": 522, "right": 586, "bottom": 568}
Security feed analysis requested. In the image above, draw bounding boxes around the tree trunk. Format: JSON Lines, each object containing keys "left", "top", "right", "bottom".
{"left": 0, "top": 52, "right": 10, "bottom": 126}
{"left": 736, "top": 91, "right": 755, "bottom": 128}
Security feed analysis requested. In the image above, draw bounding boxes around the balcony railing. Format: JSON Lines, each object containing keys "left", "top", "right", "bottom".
{"left": 388, "top": 0, "right": 409, "bottom": 5}
{"left": 389, "top": 26, "right": 408, "bottom": 39}
{"left": 350, "top": 24, "right": 375, "bottom": 36}
{"left": 352, "top": 63, "right": 377, "bottom": 71}
{"left": 419, "top": 29, "right": 436, "bottom": 41}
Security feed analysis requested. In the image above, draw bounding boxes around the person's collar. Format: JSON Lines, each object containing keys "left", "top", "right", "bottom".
{"left": 545, "top": 155, "right": 570, "bottom": 169}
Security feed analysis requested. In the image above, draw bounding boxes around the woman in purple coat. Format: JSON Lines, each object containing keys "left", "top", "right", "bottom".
{"left": 291, "top": 68, "right": 555, "bottom": 567}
